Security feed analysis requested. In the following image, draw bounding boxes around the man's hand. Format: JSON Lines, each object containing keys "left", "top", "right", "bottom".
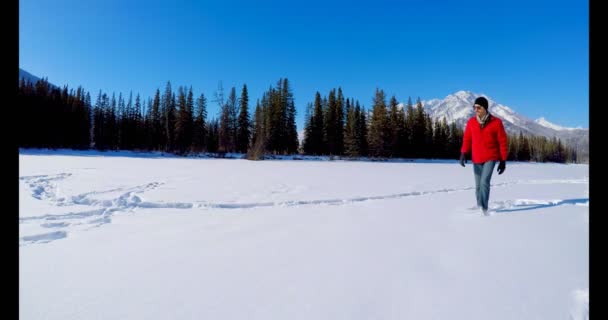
{"left": 459, "top": 153, "right": 466, "bottom": 167}
{"left": 497, "top": 160, "right": 506, "bottom": 174}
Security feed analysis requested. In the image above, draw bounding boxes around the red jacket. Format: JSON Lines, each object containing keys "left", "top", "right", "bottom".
{"left": 461, "top": 115, "right": 508, "bottom": 164}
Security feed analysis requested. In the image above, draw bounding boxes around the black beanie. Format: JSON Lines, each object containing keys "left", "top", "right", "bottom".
{"left": 474, "top": 97, "right": 489, "bottom": 109}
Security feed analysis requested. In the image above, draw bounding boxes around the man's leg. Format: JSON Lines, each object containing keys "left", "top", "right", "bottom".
{"left": 473, "top": 163, "right": 483, "bottom": 208}
{"left": 479, "top": 161, "right": 497, "bottom": 212}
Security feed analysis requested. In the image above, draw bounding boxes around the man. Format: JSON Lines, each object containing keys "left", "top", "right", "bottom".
{"left": 460, "top": 96, "right": 508, "bottom": 216}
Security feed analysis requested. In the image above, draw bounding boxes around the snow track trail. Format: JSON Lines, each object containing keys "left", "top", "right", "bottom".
{"left": 19, "top": 172, "right": 588, "bottom": 246}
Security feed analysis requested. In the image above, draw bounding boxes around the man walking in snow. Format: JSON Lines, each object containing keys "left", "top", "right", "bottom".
{"left": 459, "top": 96, "right": 508, "bottom": 215}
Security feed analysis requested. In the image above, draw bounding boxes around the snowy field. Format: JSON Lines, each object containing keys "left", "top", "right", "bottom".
{"left": 19, "top": 149, "right": 589, "bottom": 320}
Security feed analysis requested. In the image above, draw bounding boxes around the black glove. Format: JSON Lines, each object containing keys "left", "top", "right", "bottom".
{"left": 459, "top": 153, "right": 466, "bottom": 167}
{"left": 497, "top": 160, "right": 506, "bottom": 175}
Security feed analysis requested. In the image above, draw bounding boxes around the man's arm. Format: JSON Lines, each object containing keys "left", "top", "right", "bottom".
{"left": 497, "top": 120, "right": 508, "bottom": 161}
{"left": 461, "top": 120, "right": 472, "bottom": 155}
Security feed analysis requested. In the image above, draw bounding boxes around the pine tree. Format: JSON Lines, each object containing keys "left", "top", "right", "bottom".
{"left": 325, "top": 89, "right": 338, "bottom": 155}
{"left": 73, "top": 87, "right": 91, "bottom": 149}
{"left": 261, "top": 79, "right": 294, "bottom": 154}
{"left": 262, "top": 92, "right": 272, "bottom": 148}
{"left": 185, "top": 87, "right": 195, "bottom": 151}
{"left": 229, "top": 87, "right": 239, "bottom": 151}
{"left": 335, "top": 87, "right": 345, "bottom": 155}
{"left": 283, "top": 79, "right": 299, "bottom": 154}
{"left": 448, "top": 122, "right": 462, "bottom": 158}
{"left": 134, "top": 94, "right": 142, "bottom": 150}
{"left": 433, "top": 118, "right": 448, "bottom": 158}
{"left": 368, "top": 88, "right": 388, "bottom": 157}
{"left": 507, "top": 133, "right": 519, "bottom": 161}
{"left": 93, "top": 91, "right": 105, "bottom": 150}
{"left": 555, "top": 138, "right": 565, "bottom": 163}
{"left": 85, "top": 91, "right": 93, "bottom": 149}
{"left": 403, "top": 97, "right": 415, "bottom": 158}
{"left": 151, "top": 89, "right": 162, "bottom": 150}
{"left": 117, "top": 92, "right": 125, "bottom": 149}
{"left": 344, "top": 98, "right": 359, "bottom": 157}
{"left": 303, "top": 102, "right": 314, "bottom": 154}
{"left": 517, "top": 131, "right": 531, "bottom": 161}
{"left": 219, "top": 86, "right": 238, "bottom": 153}
{"left": 311, "top": 92, "right": 325, "bottom": 155}
{"left": 161, "top": 82, "right": 174, "bottom": 152}
{"left": 424, "top": 113, "right": 433, "bottom": 158}
{"left": 193, "top": 93, "right": 207, "bottom": 152}
{"left": 237, "top": 84, "right": 251, "bottom": 153}
{"left": 388, "top": 95, "right": 402, "bottom": 157}
{"left": 144, "top": 97, "right": 152, "bottom": 149}
{"left": 168, "top": 92, "right": 177, "bottom": 151}
{"left": 249, "top": 100, "right": 267, "bottom": 159}
{"left": 59, "top": 86, "right": 70, "bottom": 148}
{"left": 69, "top": 87, "right": 78, "bottom": 148}
{"left": 357, "top": 103, "right": 369, "bottom": 157}
{"left": 411, "top": 97, "right": 426, "bottom": 158}
{"left": 174, "top": 86, "right": 189, "bottom": 154}
{"left": 206, "top": 119, "right": 219, "bottom": 153}
{"left": 266, "top": 81, "right": 285, "bottom": 154}
{"left": 440, "top": 118, "right": 450, "bottom": 158}
{"left": 127, "top": 91, "right": 135, "bottom": 149}
{"left": 108, "top": 93, "right": 118, "bottom": 149}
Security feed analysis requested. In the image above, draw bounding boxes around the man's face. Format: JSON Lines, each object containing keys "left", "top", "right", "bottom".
{"left": 474, "top": 104, "right": 487, "bottom": 117}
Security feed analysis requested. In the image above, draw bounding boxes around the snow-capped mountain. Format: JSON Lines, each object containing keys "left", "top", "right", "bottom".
{"left": 399, "top": 90, "right": 588, "bottom": 159}
{"left": 534, "top": 117, "right": 583, "bottom": 131}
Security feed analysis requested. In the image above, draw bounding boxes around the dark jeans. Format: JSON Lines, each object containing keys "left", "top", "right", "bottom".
{"left": 473, "top": 161, "right": 496, "bottom": 211}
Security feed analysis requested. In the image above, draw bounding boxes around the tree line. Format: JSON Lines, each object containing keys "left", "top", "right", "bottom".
{"left": 17, "top": 78, "right": 578, "bottom": 163}
{"left": 302, "top": 88, "right": 464, "bottom": 159}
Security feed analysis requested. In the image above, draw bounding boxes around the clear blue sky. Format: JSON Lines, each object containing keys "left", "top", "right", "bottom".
{"left": 20, "top": 0, "right": 588, "bottom": 130}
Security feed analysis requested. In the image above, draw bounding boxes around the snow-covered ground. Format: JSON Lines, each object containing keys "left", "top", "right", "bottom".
{"left": 19, "top": 149, "right": 589, "bottom": 320}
